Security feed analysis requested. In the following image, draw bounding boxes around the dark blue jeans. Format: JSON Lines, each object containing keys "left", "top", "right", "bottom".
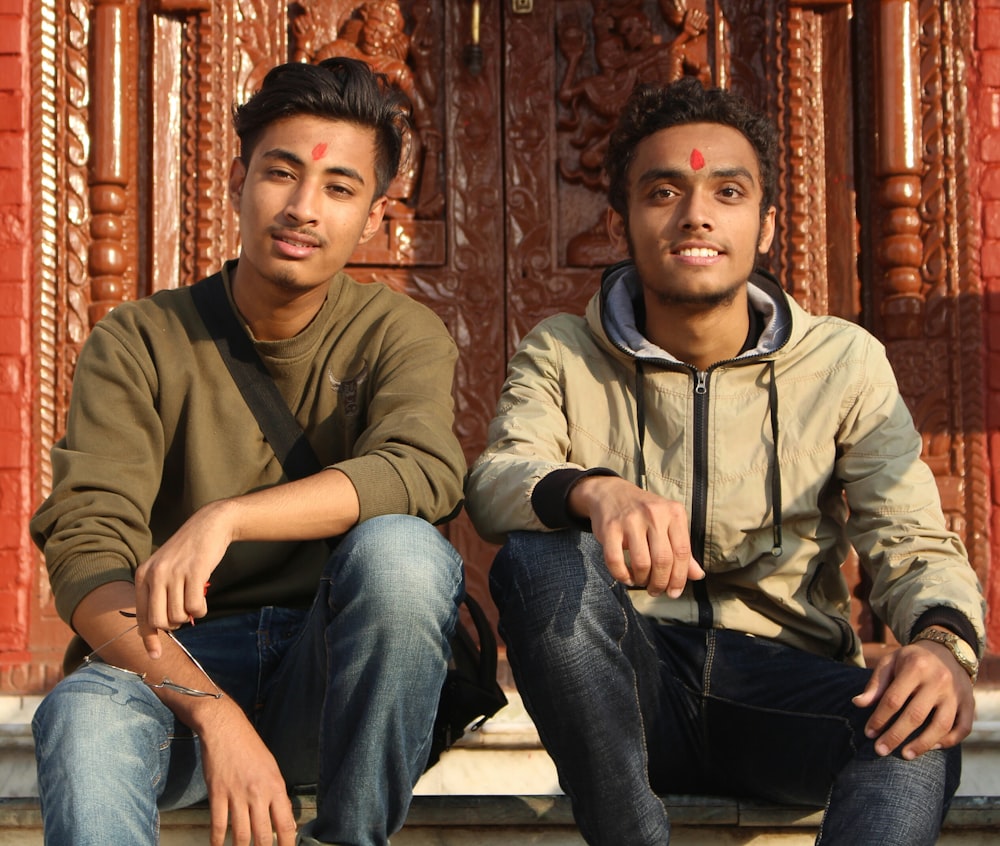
{"left": 33, "top": 515, "right": 464, "bottom": 846}
{"left": 490, "top": 530, "right": 960, "bottom": 846}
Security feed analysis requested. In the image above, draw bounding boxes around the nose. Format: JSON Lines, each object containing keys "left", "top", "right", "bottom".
{"left": 283, "top": 180, "right": 320, "bottom": 225}
{"left": 679, "top": 189, "right": 714, "bottom": 231}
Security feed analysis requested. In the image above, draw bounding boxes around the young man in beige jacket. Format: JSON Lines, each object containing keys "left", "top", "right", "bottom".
{"left": 468, "top": 78, "right": 985, "bottom": 846}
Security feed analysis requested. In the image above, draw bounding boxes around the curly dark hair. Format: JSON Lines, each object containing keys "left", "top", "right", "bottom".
{"left": 232, "top": 57, "right": 411, "bottom": 200}
{"left": 605, "top": 77, "right": 778, "bottom": 223}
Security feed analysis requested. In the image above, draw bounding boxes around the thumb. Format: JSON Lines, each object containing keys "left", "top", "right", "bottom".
{"left": 853, "top": 661, "right": 892, "bottom": 709}
{"left": 688, "top": 558, "right": 705, "bottom": 581}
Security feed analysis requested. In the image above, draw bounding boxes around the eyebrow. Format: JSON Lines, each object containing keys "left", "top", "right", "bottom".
{"left": 637, "top": 165, "right": 757, "bottom": 186}
{"left": 259, "top": 147, "right": 367, "bottom": 185}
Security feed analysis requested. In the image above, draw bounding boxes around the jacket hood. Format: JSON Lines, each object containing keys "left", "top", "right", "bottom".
{"left": 592, "top": 260, "right": 794, "bottom": 364}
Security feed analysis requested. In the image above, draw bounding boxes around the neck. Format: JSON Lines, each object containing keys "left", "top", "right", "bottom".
{"left": 643, "top": 289, "right": 750, "bottom": 371}
{"left": 229, "top": 264, "right": 330, "bottom": 341}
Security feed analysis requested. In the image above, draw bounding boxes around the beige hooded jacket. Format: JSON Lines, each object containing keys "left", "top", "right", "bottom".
{"left": 467, "top": 263, "right": 985, "bottom": 665}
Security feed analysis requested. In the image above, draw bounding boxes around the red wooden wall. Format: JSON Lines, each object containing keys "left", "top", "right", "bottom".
{"left": 0, "top": 0, "right": 33, "bottom": 677}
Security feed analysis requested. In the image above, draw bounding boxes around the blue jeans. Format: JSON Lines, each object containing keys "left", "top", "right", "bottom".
{"left": 32, "top": 515, "right": 464, "bottom": 846}
{"left": 490, "top": 530, "right": 961, "bottom": 846}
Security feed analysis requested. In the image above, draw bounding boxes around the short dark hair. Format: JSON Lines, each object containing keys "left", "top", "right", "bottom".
{"left": 605, "top": 77, "right": 778, "bottom": 222}
{"left": 232, "top": 58, "right": 411, "bottom": 200}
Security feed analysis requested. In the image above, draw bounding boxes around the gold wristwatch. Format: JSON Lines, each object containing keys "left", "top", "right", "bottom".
{"left": 911, "top": 627, "right": 979, "bottom": 683}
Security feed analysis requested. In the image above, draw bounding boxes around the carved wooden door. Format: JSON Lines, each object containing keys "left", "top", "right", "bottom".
{"left": 27, "top": 0, "right": 983, "bottom": 686}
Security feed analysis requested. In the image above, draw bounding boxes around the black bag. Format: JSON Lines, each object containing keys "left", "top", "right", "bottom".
{"left": 191, "top": 272, "right": 507, "bottom": 769}
{"left": 428, "top": 592, "right": 507, "bottom": 768}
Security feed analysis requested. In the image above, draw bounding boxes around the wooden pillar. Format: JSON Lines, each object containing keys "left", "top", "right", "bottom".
{"left": 875, "top": 0, "right": 924, "bottom": 340}
{"left": 88, "top": 0, "right": 137, "bottom": 324}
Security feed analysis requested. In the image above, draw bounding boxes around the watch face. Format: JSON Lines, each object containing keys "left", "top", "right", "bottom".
{"left": 954, "top": 638, "right": 978, "bottom": 666}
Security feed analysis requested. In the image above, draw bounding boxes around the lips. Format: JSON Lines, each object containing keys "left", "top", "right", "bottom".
{"left": 676, "top": 246, "right": 720, "bottom": 258}
{"left": 271, "top": 229, "right": 321, "bottom": 259}
{"left": 273, "top": 229, "right": 320, "bottom": 249}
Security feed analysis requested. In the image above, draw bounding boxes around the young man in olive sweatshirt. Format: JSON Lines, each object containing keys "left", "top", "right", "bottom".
{"left": 31, "top": 58, "right": 466, "bottom": 846}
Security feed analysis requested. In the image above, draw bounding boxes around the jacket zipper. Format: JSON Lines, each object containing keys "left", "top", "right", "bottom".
{"left": 691, "top": 370, "right": 713, "bottom": 627}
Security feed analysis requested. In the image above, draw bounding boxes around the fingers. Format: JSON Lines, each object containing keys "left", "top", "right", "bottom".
{"left": 272, "top": 798, "right": 299, "bottom": 846}
{"left": 599, "top": 524, "right": 632, "bottom": 585}
{"left": 208, "top": 790, "right": 296, "bottom": 846}
{"left": 866, "top": 683, "right": 944, "bottom": 758}
{"left": 209, "top": 800, "right": 231, "bottom": 846}
{"left": 578, "top": 477, "right": 701, "bottom": 594}
{"left": 856, "top": 643, "right": 975, "bottom": 759}
{"left": 603, "top": 516, "right": 703, "bottom": 597}
{"left": 135, "top": 558, "right": 211, "bottom": 659}
{"left": 852, "top": 660, "right": 891, "bottom": 710}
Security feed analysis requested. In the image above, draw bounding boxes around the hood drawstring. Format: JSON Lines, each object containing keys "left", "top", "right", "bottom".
{"left": 632, "top": 357, "right": 784, "bottom": 558}
{"left": 767, "top": 359, "right": 783, "bottom": 557}
{"left": 635, "top": 361, "right": 648, "bottom": 491}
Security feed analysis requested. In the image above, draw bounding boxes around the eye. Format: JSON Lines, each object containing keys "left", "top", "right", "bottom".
{"left": 717, "top": 185, "right": 749, "bottom": 201}
{"left": 267, "top": 168, "right": 295, "bottom": 181}
{"left": 649, "top": 185, "right": 677, "bottom": 201}
{"left": 326, "top": 183, "right": 356, "bottom": 197}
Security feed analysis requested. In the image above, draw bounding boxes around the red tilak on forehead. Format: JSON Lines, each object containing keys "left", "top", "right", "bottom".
{"left": 690, "top": 148, "right": 705, "bottom": 170}
{"left": 311, "top": 142, "right": 328, "bottom": 161}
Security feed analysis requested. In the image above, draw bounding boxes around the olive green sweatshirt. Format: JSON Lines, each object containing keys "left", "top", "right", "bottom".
{"left": 32, "top": 261, "right": 466, "bottom": 628}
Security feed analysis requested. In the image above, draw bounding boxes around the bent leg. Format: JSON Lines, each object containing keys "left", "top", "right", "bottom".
{"left": 688, "top": 629, "right": 959, "bottom": 846}
{"left": 32, "top": 663, "right": 206, "bottom": 846}
{"left": 817, "top": 739, "right": 959, "bottom": 845}
{"left": 260, "top": 514, "right": 464, "bottom": 846}
{"left": 490, "top": 530, "right": 671, "bottom": 846}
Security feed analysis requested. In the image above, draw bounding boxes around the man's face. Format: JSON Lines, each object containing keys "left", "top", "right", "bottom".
{"left": 228, "top": 114, "right": 387, "bottom": 295}
{"left": 608, "top": 122, "right": 776, "bottom": 309}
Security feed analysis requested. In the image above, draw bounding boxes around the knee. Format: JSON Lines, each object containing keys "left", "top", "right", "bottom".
{"left": 328, "top": 514, "right": 463, "bottom": 617}
{"left": 490, "top": 529, "right": 602, "bottom": 607}
{"left": 33, "top": 668, "right": 165, "bottom": 773}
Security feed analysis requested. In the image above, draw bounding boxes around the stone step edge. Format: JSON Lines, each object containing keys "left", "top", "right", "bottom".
{"left": 1, "top": 795, "right": 999, "bottom": 831}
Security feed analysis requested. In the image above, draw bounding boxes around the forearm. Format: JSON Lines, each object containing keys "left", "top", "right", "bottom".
{"left": 221, "top": 467, "right": 360, "bottom": 543}
{"left": 72, "top": 582, "right": 238, "bottom": 735}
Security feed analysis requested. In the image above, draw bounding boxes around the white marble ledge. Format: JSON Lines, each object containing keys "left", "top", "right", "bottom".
{"left": 3, "top": 688, "right": 1000, "bottom": 748}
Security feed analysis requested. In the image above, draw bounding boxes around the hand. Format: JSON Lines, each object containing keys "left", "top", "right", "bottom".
{"left": 199, "top": 707, "right": 298, "bottom": 846}
{"left": 569, "top": 475, "right": 705, "bottom": 596}
{"left": 135, "top": 501, "right": 235, "bottom": 658}
{"left": 852, "top": 638, "right": 975, "bottom": 760}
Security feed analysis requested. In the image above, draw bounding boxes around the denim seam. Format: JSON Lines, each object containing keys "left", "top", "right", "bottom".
{"left": 619, "top": 589, "right": 659, "bottom": 829}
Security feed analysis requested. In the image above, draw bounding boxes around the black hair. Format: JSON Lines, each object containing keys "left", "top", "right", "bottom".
{"left": 605, "top": 77, "right": 778, "bottom": 222}
{"left": 232, "top": 57, "right": 411, "bottom": 200}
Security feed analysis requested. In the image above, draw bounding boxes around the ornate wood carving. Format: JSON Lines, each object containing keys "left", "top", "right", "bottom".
{"left": 292, "top": 0, "right": 447, "bottom": 266}
{"left": 19, "top": 0, "right": 95, "bottom": 692}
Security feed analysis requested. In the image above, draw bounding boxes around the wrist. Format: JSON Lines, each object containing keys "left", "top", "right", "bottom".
{"left": 911, "top": 626, "right": 979, "bottom": 683}
{"left": 199, "top": 498, "right": 242, "bottom": 543}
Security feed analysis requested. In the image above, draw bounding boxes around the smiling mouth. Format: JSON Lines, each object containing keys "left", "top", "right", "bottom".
{"left": 676, "top": 247, "right": 721, "bottom": 258}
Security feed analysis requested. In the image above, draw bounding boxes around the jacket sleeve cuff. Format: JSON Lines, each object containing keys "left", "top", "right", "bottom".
{"left": 909, "top": 607, "right": 981, "bottom": 656}
{"left": 532, "top": 467, "right": 620, "bottom": 531}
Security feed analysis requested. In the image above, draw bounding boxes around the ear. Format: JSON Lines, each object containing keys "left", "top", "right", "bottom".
{"left": 606, "top": 206, "right": 629, "bottom": 253}
{"left": 757, "top": 205, "right": 777, "bottom": 254}
{"left": 228, "top": 158, "right": 247, "bottom": 211}
{"left": 358, "top": 196, "right": 389, "bottom": 245}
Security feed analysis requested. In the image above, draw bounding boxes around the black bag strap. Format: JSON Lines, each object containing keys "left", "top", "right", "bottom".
{"left": 190, "top": 272, "right": 322, "bottom": 482}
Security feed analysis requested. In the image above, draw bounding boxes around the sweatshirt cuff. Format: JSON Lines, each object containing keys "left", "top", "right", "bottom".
{"left": 909, "top": 607, "right": 981, "bottom": 656}
{"left": 532, "top": 467, "right": 620, "bottom": 531}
